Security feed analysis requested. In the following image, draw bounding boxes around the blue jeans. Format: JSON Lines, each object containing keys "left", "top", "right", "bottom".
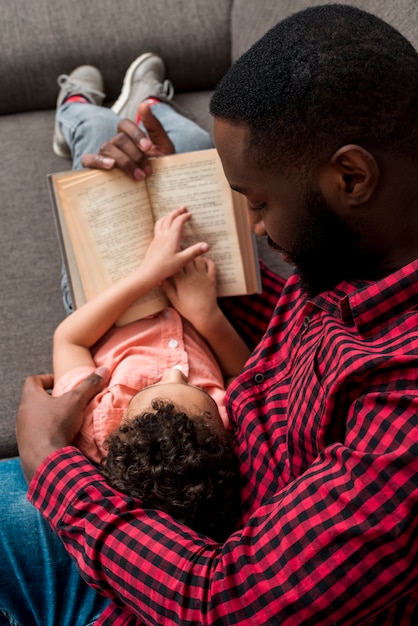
{"left": 57, "top": 100, "right": 213, "bottom": 169}
{"left": 58, "top": 101, "right": 214, "bottom": 312}
{"left": 0, "top": 458, "right": 110, "bottom": 626}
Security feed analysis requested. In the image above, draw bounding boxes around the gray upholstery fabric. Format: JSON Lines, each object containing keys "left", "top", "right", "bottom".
{"left": 231, "top": 0, "right": 418, "bottom": 61}
{"left": 0, "top": 111, "right": 65, "bottom": 457}
{"left": 0, "top": 0, "right": 416, "bottom": 458}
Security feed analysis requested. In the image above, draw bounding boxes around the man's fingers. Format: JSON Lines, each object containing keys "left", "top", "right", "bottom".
{"left": 81, "top": 153, "right": 115, "bottom": 170}
{"left": 82, "top": 119, "right": 153, "bottom": 180}
{"left": 80, "top": 111, "right": 174, "bottom": 181}
{"left": 19, "top": 369, "right": 108, "bottom": 411}
{"left": 100, "top": 131, "right": 152, "bottom": 179}
{"left": 116, "top": 119, "right": 154, "bottom": 170}
{"left": 24, "top": 373, "right": 55, "bottom": 393}
{"left": 70, "top": 368, "right": 109, "bottom": 404}
{"left": 138, "top": 103, "right": 175, "bottom": 154}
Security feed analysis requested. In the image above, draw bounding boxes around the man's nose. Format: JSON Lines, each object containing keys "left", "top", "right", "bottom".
{"left": 160, "top": 368, "right": 188, "bottom": 384}
{"left": 247, "top": 209, "right": 267, "bottom": 237}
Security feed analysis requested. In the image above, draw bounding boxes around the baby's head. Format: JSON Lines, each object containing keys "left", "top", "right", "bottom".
{"left": 124, "top": 365, "right": 227, "bottom": 437}
{"left": 101, "top": 370, "right": 239, "bottom": 542}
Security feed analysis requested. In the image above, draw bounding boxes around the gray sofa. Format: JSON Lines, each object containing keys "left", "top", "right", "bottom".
{"left": 1, "top": 0, "right": 416, "bottom": 459}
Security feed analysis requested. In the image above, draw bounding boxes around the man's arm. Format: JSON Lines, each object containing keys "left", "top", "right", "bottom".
{"left": 28, "top": 423, "right": 417, "bottom": 625}
{"left": 18, "top": 373, "right": 417, "bottom": 624}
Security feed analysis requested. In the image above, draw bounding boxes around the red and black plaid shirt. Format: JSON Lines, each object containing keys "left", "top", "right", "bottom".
{"left": 29, "top": 261, "right": 418, "bottom": 625}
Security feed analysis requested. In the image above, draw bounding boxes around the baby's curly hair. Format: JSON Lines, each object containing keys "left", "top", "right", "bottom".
{"left": 101, "top": 400, "right": 240, "bottom": 542}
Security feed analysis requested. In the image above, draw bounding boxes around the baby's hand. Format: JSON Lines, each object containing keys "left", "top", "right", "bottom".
{"left": 141, "top": 207, "right": 209, "bottom": 285}
{"left": 162, "top": 256, "right": 219, "bottom": 329}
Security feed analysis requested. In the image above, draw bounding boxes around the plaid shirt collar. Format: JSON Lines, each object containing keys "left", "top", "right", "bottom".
{"left": 305, "top": 258, "right": 418, "bottom": 336}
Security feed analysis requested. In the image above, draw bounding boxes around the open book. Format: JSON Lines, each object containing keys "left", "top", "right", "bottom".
{"left": 49, "top": 148, "right": 260, "bottom": 325}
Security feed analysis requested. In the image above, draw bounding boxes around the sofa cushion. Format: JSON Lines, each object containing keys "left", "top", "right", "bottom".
{"left": 1, "top": 0, "right": 233, "bottom": 115}
{"left": 0, "top": 110, "right": 65, "bottom": 457}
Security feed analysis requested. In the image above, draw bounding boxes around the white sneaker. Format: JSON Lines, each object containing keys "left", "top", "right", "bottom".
{"left": 53, "top": 65, "right": 105, "bottom": 158}
{"left": 111, "top": 52, "right": 174, "bottom": 121}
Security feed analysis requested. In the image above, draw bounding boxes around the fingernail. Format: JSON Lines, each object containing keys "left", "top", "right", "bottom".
{"left": 144, "top": 164, "right": 152, "bottom": 177}
{"left": 101, "top": 157, "right": 115, "bottom": 169}
{"left": 139, "top": 137, "right": 152, "bottom": 151}
{"left": 95, "top": 366, "right": 110, "bottom": 381}
{"left": 133, "top": 168, "right": 145, "bottom": 180}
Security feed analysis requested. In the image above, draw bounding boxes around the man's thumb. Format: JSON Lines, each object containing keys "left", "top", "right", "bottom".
{"left": 95, "top": 366, "right": 110, "bottom": 381}
{"left": 72, "top": 367, "right": 109, "bottom": 403}
{"left": 139, "top": 103, "right": 174, "bottom": 152}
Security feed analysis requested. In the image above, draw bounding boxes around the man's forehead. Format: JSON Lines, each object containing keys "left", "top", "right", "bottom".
{"left": 214, "top": 119, "right": 252, "bottom": 183}
{"left": 214, "top": 117, "right": 247, "bottom": 145}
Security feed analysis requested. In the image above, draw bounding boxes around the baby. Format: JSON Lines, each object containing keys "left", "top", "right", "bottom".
{"left": 53, "top": 207, "right": 250, "bottom": 540}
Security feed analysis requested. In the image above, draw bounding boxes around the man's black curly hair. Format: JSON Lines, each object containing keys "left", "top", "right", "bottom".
{"left": 210, "top": 4, "right": 418, "bottom": 169}
{"left": 101, "top": 400, "right": 240, "bottom": 542}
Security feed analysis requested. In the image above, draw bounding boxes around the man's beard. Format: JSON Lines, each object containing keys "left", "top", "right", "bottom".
{"left": 271, "top": 188, "right": 376, "bottom": 296}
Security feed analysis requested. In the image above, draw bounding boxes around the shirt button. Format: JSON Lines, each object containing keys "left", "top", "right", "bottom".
{"left": 168, "top": 339, "right": 179, "bottom": 349}
{"left": 254, "top": 373, "right": 264, "bottom": 384}
{"left": 303, "top": 315, "right": 311, "bottom": 327}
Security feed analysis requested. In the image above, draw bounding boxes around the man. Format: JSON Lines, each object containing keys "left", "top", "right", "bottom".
{"left": 2, "top": 4, "right": 417, "bottom": 625}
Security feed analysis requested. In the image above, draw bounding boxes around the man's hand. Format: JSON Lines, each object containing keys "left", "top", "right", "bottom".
{"left": 16, "top": 370, "right": 108, "bottom": 483}
{"left": 81, "top": 103, "right": 175, "bottom": 180}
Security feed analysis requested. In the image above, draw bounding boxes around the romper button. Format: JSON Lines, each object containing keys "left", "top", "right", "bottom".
{"left": 303, "top": 315, "right": 311, "bottom": 327}
{"left": 168, "top": 339, "right": 178, "bottom": 348}
{"left": 254, "top": 373, "right": 264, "bottom": 384}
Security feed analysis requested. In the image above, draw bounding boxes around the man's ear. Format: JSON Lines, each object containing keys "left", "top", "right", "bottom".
{"left": 319, "top": 144, "right": 380, "bottom": 208}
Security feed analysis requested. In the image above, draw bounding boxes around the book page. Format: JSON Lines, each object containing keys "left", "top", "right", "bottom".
{"left": 52, "top": 169, "right": 169, "bottom": 322}
{"left": 146, "top": 150, "right": 250, "bottom": 296}
{"left": 231, "top": 190, "right": 261, "bottom": 294}
{"left": 49, "top": 173, "right": 87, "bottom": 309}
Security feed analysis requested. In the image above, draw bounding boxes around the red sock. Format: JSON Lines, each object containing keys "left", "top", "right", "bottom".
{"left": 136, "top": 98, "right": 160, "bottom": 125}
{"left": 64, "top": 95, "right": 89, "bottom": 105}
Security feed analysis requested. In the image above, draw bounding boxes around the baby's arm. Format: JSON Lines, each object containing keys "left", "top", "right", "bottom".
{"left": 53, "top": 208, "right": 209, "bottom": 382}
{"left": 162, "top": 258, "right": 251, "bottom": 381}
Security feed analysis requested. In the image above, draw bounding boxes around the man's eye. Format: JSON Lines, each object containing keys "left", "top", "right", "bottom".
{"left": 248, "top": 202, "right": 266, "bottom": 212}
